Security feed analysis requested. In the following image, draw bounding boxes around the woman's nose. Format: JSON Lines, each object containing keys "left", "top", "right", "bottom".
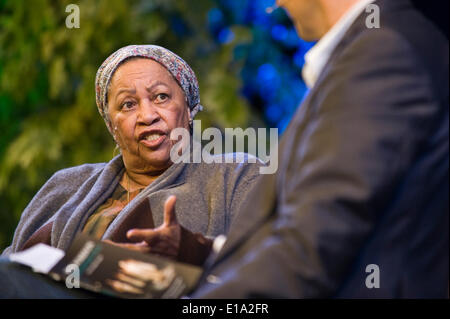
{"left": 137, "top": 99, "right": 160, "bottom": 125}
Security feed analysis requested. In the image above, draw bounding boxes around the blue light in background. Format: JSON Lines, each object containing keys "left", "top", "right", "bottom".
{"left": 271, "top": 24, "right": 288, "bottom": 42}
{"left": 265, "top": 104, "right": 283, "bottom": 123}
{"left": 293, "top": 49, "right": 306, "bottom": 69}
{"left": 217, "top": 28, "right": 235, "bottom": 44}
{"left": 219, "top": 0, "right": 249, "bottom": 23}
{"left": 210, "top": 0, "right": 313, "bottom": 135}
{"left": 257, "top": 63, "right": 278, "bottom": 82}
{"left": 291, "top": 78, "right": 308, "bottom": 101}
{"left": 259, "top": 0, "right": 276, "bottom": 12}
{"left": 284, "top": 28, "right": 301, "bottom": 48}
{"left": 257, "top": 63, "right": 281, "bottom": 98}
{"left": 208, "top": 8, "right": 224, "bottom": 27}
{"left": 279, "top": 94, "right": 296, "bottom": 113}
{"left": 278, "top": 116, "right": 291, "bottom": 132}
{"left": 246, "top": 0, "right": 274, "bottom": 28}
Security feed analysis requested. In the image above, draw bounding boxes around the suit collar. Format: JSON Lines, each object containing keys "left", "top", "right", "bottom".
{"left": 303, "top": 0, "right": 376, "bottom": 89}
{"left": 307, "top": 0, "right": 414, "bottom": 91}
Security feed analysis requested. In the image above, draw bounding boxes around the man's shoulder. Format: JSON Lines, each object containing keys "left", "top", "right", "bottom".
{"left": 340, "top": 10, "right": 448, "bottom": 97}
{"left": 346, "top": 1, "right": 447, "bottom": 69}
{"left": 327, "top": 5, "right": 447, "bottom": 85}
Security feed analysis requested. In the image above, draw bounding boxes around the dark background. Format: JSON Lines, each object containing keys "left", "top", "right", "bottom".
{"left": 412, "top": 0, "right": 449, "bottom": 38}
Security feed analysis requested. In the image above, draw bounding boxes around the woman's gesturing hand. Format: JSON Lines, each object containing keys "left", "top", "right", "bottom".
{"left": 126, "top": 195, "right": 181, "bottom": 258}
{"left": 105, "top": 195, "right": 213, "bottom": 266}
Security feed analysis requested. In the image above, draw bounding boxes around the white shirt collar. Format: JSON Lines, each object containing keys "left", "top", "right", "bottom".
{"left": 302, "top": 0, "right": 375, "bottom": 89}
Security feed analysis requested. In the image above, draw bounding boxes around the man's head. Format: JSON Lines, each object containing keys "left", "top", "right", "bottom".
{"left": 278, "top": 0, "right": 361, "bottom": 41}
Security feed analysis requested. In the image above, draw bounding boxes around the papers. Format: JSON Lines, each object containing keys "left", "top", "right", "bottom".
{"left": 9, "top": 244, "right": 65, "bottom": 274}
{"left": 6, "top": 234, "right": 203, "bottom": 298}
{"left": 212, "top": 235, "right": 227, "bottom": 254}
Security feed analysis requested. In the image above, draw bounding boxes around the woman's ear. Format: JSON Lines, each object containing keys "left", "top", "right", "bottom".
{"left": 113, "top": 125, "right": 120, "bottom": 144}
{"left": 110, "top": 113, "right": 120, "bottom": 143}
{"left": 112, "top": 143, "right": 121, "bottom": 158}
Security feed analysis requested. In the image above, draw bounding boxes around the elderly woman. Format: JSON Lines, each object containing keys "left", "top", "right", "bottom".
{"left": 1, "top": 45, "right": 262, "bottom": 268}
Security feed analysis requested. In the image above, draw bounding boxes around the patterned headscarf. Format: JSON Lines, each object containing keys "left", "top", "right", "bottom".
{"left": 95, "top": 45, "right": 203, "bottom": 133}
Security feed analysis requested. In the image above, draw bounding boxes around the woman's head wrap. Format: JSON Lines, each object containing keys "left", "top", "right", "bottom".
{"left": 95, "top": 45, "right": 203, "bottom": 133}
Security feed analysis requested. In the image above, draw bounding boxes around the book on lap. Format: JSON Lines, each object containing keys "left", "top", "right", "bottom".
{"left": 8, "top": 232, "right": 202, "bottom": 299}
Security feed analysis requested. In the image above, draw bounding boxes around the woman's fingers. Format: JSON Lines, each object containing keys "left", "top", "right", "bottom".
{"left": 163, "top": 195, "right": 178, "bottom": 226}
{"left": 127, "top": 228, "right": 162, "bottom": 245}
{"left": 103, "top": 235, "right": 178, "bottom": 259}
{"left": 121, "top": 196, "right": 180, "bottom": 257}
{"left": 103, "top": 239, "right": 150, "bottom": 253}
{"left": 126, "top": 196, "right": 178, "bottom": 242}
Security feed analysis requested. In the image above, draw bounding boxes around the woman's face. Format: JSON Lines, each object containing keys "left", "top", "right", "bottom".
{"left": 107, "top": 58, "right": 190, "bottom": 175}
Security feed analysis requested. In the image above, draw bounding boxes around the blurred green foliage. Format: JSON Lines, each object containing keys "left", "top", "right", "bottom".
{"left": 0, "top": 0, "right": 263, "bottom": 251}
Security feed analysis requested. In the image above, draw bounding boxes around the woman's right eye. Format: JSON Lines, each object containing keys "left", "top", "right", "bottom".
{"left": 121, "top": 101, "right": 135, "bottom": 109}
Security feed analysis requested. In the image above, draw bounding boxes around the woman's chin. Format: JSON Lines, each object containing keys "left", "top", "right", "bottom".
{"left": 138, "top": 150, "right": 172, "bottom": 172}
{"left": 122, "top": 142, "right": 173, "bottom": 174}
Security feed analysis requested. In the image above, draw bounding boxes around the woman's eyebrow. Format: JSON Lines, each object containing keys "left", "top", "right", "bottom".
{"left": 115, "top": 88, "right": 136, "bottom": 99}
{"left": 114, "top": 81, "right": 168, "bottom": 99}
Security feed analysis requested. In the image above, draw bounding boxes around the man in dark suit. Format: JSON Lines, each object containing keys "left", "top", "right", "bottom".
{"left": 192, "top": 0, "right": 449, "bottom": 298}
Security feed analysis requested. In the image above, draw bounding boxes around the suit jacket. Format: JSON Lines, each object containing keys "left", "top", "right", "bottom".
{"left": 192, "top": 0, "right": 449, "bottom": 298}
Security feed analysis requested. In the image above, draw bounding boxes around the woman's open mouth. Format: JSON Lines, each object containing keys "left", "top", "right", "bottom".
{"left": 139, "top": 132, "right": 167, "bottom": 149}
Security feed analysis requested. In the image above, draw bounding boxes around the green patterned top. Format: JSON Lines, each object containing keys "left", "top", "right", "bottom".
{"left": 82, "top": 183, "right": 143, "bottom": 240}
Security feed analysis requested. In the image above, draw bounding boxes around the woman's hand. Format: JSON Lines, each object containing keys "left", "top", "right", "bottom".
{"left": 104, "top": 196, "right": 180, "bottom": 257}
{"left": 105, "top": 195, "right": 213, "bottom": 265}
{"left": 126, "top": 195, "right": 181, "bottom": 258}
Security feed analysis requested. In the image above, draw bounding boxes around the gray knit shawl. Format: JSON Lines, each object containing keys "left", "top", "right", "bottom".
{"left": 2, "top": 154, "right": 262, "bottom": 255}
